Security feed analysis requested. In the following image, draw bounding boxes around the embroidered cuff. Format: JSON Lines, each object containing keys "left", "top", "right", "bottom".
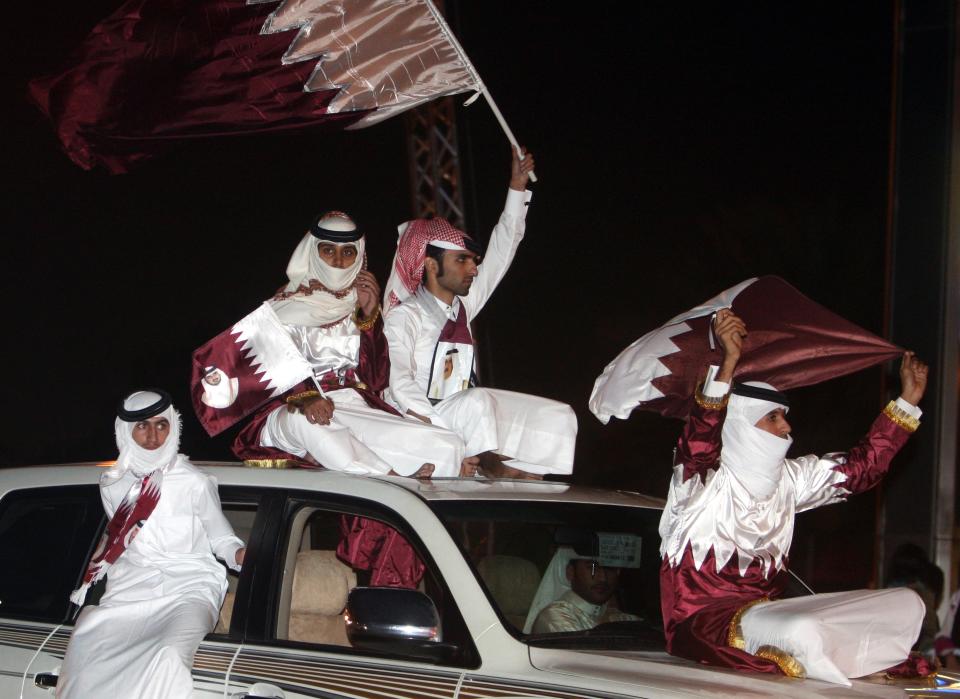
{"left": 755, "top": 645, "right": 807, "bottom": 679}
{"left": 286, "top": 390, "right": 322, "bottom": 407}
{"left": 244, "top": 458, "right": 295, "bottom": 469}
{"left": 695, "top": 380, "right": 730, "bottom": 410}
{"left": 884, "top": 400, "right": 921, "bottom": 433}
{"left": 727, "top": 598, "right": 806, "bottom": 679}
{"left": 353, "top": 304, "right": 380, "bottom": 332}
{"left": 727, "top": 597, "right": 769, "bottom": 649}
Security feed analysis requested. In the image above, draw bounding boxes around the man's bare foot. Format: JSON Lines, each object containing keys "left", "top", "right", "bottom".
{"left": 499, "top": 463, "right": 543, "bottom": 480}
{"left": 412, "top": 463, "right": 435, "bottom": 479}
{"left": 459, "top": 456, "right": 480, "bottom": 477}
{"left": 476, "top": 452, "right": 541, "bottom": 479}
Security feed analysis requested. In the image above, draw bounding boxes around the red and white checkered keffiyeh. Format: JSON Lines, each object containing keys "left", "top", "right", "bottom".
{"left": 383, "top": 218, "right": 475, "bottom": 313}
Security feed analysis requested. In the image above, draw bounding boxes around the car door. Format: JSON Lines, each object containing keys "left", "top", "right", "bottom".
{"left": 219, "top": 490, "right": 475, "bottom": 699}
{"left": 0, "top": 484, "right": 104, "bottom": 697}
{"left": 195, "top": 486, "right": 284, "bottom": 697}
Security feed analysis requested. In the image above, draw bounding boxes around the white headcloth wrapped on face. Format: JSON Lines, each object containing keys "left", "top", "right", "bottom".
{"left": 270, "top": 211, "right": 366, "bottom": 327}
{"left": 720, "top": 382, "right": 792, "bottom": 499}
{"left": 106, "top": 389, "right": 182, "bottom": 483}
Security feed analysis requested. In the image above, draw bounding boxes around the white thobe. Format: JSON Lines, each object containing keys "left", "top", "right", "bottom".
{"left": 384, "top": 189, "right": 577, "bottom": 475}
{"left": 532, "top": 590, "right": 639, "bottom": 633}
{"left": 259, "top": 314, "right": 465, "bottom": 477}
{"left": 58, "top": 459, "right": 244, "bottom": 699}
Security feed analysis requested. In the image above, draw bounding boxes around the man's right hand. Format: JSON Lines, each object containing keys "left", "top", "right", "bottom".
{"left": 302, "top": 396, "right": 334, "bottom": 426}
{"left": 714, "top": 308, "right": 747, "bottom": 383}
{"left": 509, "top": 147, "right": 535, "bottom": 191}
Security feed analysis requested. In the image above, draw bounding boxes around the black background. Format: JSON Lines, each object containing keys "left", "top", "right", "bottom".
{"left": 4, "top": 2, "right": 908, "bottom": 587}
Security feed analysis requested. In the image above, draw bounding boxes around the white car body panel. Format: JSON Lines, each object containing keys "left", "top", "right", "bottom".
{"left": 0, "top": 463, "right": 932, "bottom": 698}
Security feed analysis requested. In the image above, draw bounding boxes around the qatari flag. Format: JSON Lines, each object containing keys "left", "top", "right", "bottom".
{"left": 28, "top": 0, "right": 481, "bottom": 173}
{"left": 589, "top": 276, "right": 902, "bottom": 423}
{"left": 191, "top": 302, "right": 313, "bottom": 436}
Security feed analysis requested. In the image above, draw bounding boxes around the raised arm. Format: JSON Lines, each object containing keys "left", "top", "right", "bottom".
{"left": 461, "top": 149, "right": 534, "bottom": 318}
{"left": 833, "top": 351, "right": 927, "bottom": 494}
{"left": 676, "top": 310, "right": 746, "bottom": 481}
{"left": 793, "top": 352, "right": 928, "bottom": 509}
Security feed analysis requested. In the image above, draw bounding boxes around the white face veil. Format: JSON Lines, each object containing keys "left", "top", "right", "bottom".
{"left": 109, "top": 390, "right": 182, "bottom": 481}
{"left": 271, "top": 211, "right": 365, "bottom": 327}
{"left": 719, "top": 382, "right": 792, "bottom": 499}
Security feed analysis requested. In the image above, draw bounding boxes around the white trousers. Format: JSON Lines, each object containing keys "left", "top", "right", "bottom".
{"left": 740, "top": 587, "right": 925, "bottom": 685}
{"left": 261, "top": 388, "right": 465, "bottom": 477}
{"left": 433, "top": 388, "right": 578, "bottom": 475}
{"left": 58, "top": 593, "right": 216, "bottom": 699}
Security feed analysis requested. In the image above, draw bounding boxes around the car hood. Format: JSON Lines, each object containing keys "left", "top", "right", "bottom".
{"left": 528, "top": 646, "right": 917, "bottom": 698}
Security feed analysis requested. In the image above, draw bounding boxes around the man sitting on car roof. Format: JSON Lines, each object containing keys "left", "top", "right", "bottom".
{"left": 194, "top": 211, "right": 472, "bottom": 477}
{"left": 382, "top": 148, "right": 577, "bottom": 479}
{"left": 659, "top": 309, "right": 928, "bottom": 685}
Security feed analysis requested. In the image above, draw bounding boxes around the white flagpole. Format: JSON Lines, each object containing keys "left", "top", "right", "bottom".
{"left": 478, "top": 89, "right": 537, "bottom": 183}
{"left": 423, "top": 0, "right": 538, "bottom": 182}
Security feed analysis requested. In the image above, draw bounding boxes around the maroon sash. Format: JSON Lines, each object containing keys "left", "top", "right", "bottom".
{"left": 70, "top": 470, "right": 162, "bottom": 606}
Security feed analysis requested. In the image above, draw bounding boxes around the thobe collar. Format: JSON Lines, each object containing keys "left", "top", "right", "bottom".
{"left": 431, "top": 292, "right": 461, "bottom": 322}
{"left": 561, "top": 589, "right": 607, "bottom": 619}
{"left": 415, "top": 285, "right": 461, "bottom": 326}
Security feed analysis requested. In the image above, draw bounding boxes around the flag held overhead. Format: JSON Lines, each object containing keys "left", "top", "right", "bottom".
{"left": 589, "top": 276, "right": 903, "bottom": 423}
{"left": 29, "top": 0, "right": 483, "bottom": 173}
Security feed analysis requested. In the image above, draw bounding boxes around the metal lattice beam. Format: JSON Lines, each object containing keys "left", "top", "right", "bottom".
{"left": 405, "top": 96, "right": 466, "bottom": 229}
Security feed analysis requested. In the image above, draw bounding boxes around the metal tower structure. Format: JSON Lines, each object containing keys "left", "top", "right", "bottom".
{"left": 404, "top": 0, "right": 467, "bottom": 229}
{"left": 405, "top": 96, "right": 467, "bottom": 229}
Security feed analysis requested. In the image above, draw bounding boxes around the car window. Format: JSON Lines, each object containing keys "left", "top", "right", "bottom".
{"left": 272, "top": 497, "right": 479, "bottom": 668}
{"left": 210, "top": 501, "right": 259, "bottom": 636}
{"left": 432, "top": 500, "right": 665, "bottom": 650}
{"left": 0, "top": 485, "right": 104, "bottom": 623}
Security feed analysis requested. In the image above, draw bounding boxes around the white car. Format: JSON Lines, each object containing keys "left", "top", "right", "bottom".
{"left": 0, "top": 463, "right": 945, "bottom": 698}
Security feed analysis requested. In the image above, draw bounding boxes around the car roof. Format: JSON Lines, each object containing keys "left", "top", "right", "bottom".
{"left": 2, "top": 461, "right": 666, "bottom": 509}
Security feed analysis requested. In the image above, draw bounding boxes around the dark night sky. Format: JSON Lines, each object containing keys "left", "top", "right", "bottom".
{"left": 4, "top": 2, "right": 907, "bottom": 584}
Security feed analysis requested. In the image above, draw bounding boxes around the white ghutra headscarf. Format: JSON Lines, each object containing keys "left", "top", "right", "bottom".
{"left": 720, "top": 382, "right": 792, "bottom": 499}
{"left": 103, "top": 390, "right": 182, "bottom": 484}
{"left": 270, "top": 211, "right": 365, "bottom": 327}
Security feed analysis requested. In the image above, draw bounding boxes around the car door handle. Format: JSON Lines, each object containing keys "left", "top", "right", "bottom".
{"left": 34, "top": 672, "right": 58, "bottom": 688}
{"left": 232, "top": 683, "right": 285, "bottom": 699}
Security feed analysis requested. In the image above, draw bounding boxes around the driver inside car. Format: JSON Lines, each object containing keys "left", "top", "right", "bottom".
{"left": 526, "top": 547, "right": 639, "bottom": 633}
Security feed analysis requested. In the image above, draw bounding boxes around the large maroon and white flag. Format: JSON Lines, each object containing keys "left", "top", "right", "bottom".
{"left": 589, "top": 276, "right": 902, "bottom": 422}
{"left": 29, "top": 0, "right": 481, "bottom": 173}
{"left": 191, "top": 303, "right": 313, "bottom": 435}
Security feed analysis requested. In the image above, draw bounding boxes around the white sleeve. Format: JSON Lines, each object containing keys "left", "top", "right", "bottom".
{"left": 895, "top": 396, "right": 922, "bottom": 419}
{"left": 701, "top": 364, "right": 731, "bottom": 398}
{"left": 384, "top": 305, "right": 442, "bottom": 422}
{"left": 462, "top": 188, "right": 531, "bottom": 319}
{"left": 195, "top": 474, "right": 244, "bottom": 571}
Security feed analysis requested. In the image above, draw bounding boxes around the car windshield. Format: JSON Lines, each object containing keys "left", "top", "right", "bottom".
{"left": 430, "top": 499, "right": 665, "bottom": 651}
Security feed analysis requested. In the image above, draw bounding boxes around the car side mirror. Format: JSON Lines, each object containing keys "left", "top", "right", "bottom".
{"left": 344, "top": 587, "right": 458, "bottom": 663}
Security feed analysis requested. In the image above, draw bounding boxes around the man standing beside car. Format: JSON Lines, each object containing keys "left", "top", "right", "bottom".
{"left": 58, "top": 389, "right": 245, "bottom": 699}
{"left": 659, "top": 308, "right": 929, "bottom": 685}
